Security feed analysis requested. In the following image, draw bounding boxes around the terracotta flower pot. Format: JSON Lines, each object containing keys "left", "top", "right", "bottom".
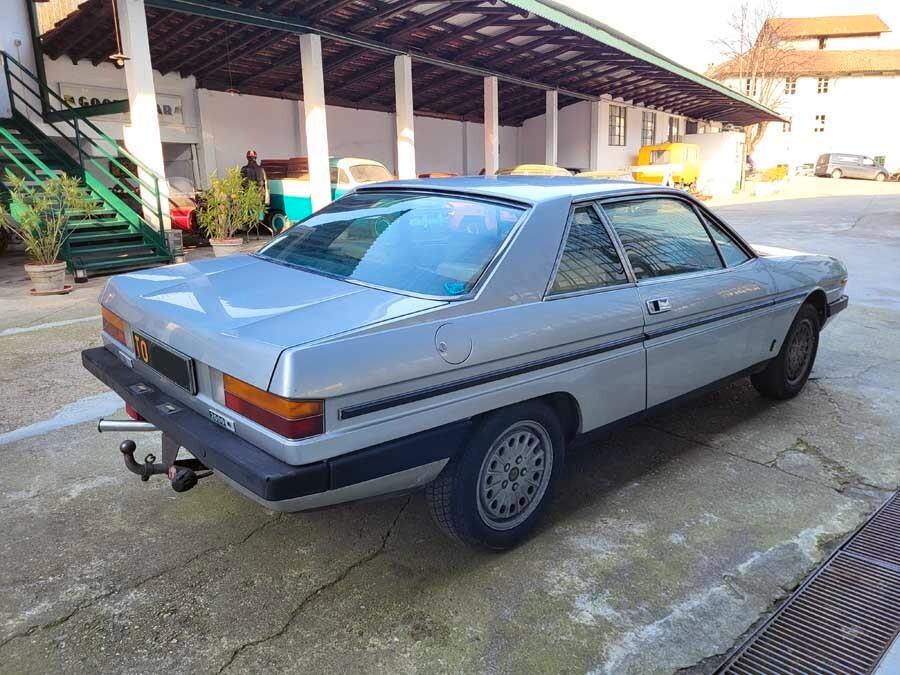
{"left": 24, "top": 261, "right": 67, "bottom": 293}
{"left": 209, "top": 237, "right": 243, "bottom": 257}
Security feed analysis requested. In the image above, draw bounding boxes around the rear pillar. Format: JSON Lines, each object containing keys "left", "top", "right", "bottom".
{"left": 394, "top": 54, "right": 416, "bottom": 179}
{"left": 545, "top": 89, "right": 558, "bottom": 166}
{"left": 116, "top": 0, "right": 170, "bottom": 227}
{"left": 299, "top": 33, "right": 331, "bottom": 212}
{"left": 483, "top": 76, "right": 499, "bottom": 176}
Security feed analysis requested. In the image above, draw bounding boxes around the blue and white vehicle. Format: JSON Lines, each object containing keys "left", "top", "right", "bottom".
{"left": 265, "top": 156, "right": 392, "bottom": 231}
{"left": 84, "top": 178, "right": 848, "bottom": 549}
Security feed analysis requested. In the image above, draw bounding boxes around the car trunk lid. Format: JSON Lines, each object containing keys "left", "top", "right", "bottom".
{"left": 102, "top": 254, "right": 443, "bottom": 389}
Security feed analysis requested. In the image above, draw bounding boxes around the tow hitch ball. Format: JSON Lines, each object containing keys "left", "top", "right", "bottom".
{"left": 119, "top": 440, "right": 212, "bottom": 493}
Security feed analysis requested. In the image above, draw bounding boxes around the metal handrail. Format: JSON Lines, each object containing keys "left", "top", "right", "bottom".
{"left": 1, "top": 50, "right": 167, "bottom": 246}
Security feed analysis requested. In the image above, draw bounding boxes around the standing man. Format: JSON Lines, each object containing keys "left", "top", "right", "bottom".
{"left": 241, "top": 149, "right": 269, "bottom": 235}
{"left": 241, "top": 150, "right": 268, "bottom": 204}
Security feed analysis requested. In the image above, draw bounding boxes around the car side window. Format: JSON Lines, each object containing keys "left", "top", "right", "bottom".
{"left": 603, "top": 198, "right": 723, "bottom": 280}
{"left": 702, "top": 216, "right": 750, "bottom": 267}
{"left": 549, "top": 205, "right": 628, "bottom": 294}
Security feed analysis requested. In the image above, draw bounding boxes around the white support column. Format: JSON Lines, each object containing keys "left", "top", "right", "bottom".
{"left": 483, "top": 76, "right": 499, "bottom": 176}
{"left": 394, "top": 54, "right": 416, "bottom": 179}
{"left": 299, "top": 33, "right": 331, "bottom": 212}
{"left": 545, "top": 89, "right": 558, "bottom": 166}
{"left": 116, "top": 0, "right": 170, "bottom": 227}
{"left": 589, "top": 100, "right": 601, "bottom": 170}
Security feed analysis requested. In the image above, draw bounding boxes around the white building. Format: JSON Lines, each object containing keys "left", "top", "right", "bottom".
{"left": 713, "top": 14, "right": 900, "bottom": 170}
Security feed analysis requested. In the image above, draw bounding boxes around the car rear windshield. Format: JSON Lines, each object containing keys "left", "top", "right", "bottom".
{"left": 257, "top": 191, "right": 526, "bottom": 298}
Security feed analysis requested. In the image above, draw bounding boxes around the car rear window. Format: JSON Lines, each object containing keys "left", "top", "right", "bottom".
{"left": 257, "top": 191, "right": 526, "bottom": 298}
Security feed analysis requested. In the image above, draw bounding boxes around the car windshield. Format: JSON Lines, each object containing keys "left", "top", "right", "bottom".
{"left": 257, "top": 191, "right": 526, "bottom": 298}
{"left": 348, "top": 163, "right": 393, "bottom": 183}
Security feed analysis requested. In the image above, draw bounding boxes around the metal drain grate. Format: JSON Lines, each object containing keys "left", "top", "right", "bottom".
{"left": 720, "top": 493, "right": 900, "bottom": 675}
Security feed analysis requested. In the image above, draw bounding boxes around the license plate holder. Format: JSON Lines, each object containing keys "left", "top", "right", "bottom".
{"left": 132, "top": 331, "right": 197, "bottom": 394}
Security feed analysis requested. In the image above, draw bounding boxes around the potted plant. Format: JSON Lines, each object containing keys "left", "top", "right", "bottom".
{"left": 197, "top": 167, "right": 265, "bottom": 257}
{"left": 0, "top": 174, "right": 97, "bottom": 294}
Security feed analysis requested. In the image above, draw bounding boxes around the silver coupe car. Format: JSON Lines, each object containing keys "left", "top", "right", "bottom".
{"left": 83, "top": 177, "right": 848, "bottom": 550}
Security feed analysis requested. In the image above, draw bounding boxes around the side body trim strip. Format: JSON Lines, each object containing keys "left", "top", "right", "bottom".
{"left": 339, "top": 289, "right": 811, "bottom": 420}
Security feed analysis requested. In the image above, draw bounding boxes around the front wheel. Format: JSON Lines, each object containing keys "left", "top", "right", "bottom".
{"left": 426, "top": 401, "right": 564, "bottom": 550}
{"left": 875, "top": 172, "right": 887, "bottom": 182}
{"left": 751, "top": 302, "right": 820, "bottom": 399}
{"left": 267, "top": 211, "right": 289, "bottom": 233}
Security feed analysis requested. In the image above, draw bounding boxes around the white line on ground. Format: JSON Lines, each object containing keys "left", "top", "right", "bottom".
{"left": 0, "top": 314, "right": 102, "bottom": 337}
{"left": 0, "top": 315, "right": 101, "bottom": 337}
{"left": 0, "top": 391, "right": 124, "bottom": 446}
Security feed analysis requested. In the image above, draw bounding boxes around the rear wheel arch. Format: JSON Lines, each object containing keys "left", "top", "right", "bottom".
{"left": 471, "top": 392, "right": 582, "bottom": 444}
{"left": 542, "top": 392, "right": 582, "bottom": 443}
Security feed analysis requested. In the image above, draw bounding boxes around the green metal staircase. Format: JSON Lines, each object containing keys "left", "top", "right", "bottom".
{"left": 1, "top": 51, "right": 171, "bottom": 276}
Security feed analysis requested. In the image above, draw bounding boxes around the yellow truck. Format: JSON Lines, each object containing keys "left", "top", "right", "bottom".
{"left": 632, "top": 142, "right": 700, "bottom": 187}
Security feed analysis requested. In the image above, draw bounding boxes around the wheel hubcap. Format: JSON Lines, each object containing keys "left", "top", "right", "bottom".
{"left": 477, "top": 421, "right": 553, "bottom": 531}
{"left": 786, "top": 318, "right": 814, "bottom": 383}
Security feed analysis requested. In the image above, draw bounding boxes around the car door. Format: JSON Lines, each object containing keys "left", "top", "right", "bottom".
{"left": 844, "top": 156, "right": 863, "bottom": 178}
{"left": 541, "top": 203, "right": 646, "bottom": 430}
{"left": 600, "top": 195, "right": 775, "bottom": 408}
{"left": 860, "top": 157, "right": 878, "bottom": 179}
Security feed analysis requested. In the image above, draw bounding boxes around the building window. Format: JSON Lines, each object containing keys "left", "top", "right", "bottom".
{"left": 784, "top": 77, "right": 796, "bottom": 95}
{"left": 782, "top": 119, "right": 792, "bottom": 133}
{"left": 814, "top": 114, "right": 826, "bottom": 133}
{"left": 668, "top": 116, "right": 682, "bottom": 142}
{"left": 743, "top": 78, "right": 757, "bottom": 97}
{"left": 817, "top": 77, "right": 829, "bottom": 94}
{"left": 641, "top": 111, "right": 656, "bottom": 147}
{"left": 609, "top": 105, "right": 626, "bottom": 146}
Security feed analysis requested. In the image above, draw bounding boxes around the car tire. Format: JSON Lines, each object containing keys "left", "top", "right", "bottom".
{"left": 876, "top": 172, "right": 887, "bottom": 182}
{"left": 268, "top": 211, "right": 289, "bottom": 233}
{"left": 425, "top": 401, "right": 565, "bottom": 550}
{"left": 751, "top": 302, "right": 820, "bottom": 400}
{"left": 831, "top": 169, "right": 842, "bottom": 179}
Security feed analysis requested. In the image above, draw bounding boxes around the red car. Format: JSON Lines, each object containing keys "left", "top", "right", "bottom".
{"left": 167, "top": 177, "right": 200, "bottom": 232}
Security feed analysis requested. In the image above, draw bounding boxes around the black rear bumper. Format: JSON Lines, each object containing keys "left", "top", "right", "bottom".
{"left": 82, "top": 347, "right": 471, "bottom": 502}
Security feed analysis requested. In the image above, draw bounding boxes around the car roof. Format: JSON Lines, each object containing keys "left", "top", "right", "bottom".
{"left": 357, "top": 175, "right": 662, "bottom": 204}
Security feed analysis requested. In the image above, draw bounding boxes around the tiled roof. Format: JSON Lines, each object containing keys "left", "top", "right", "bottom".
{"left": 767, "top": 15, "right": 890, "bottom": 39}
{"left": 709, "top": 49, "right": 900, "bottom": 78}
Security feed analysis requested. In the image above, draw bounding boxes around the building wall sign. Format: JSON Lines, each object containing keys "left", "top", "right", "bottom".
{"left": 59, "top": 83, "right": 184, "bottom": 124}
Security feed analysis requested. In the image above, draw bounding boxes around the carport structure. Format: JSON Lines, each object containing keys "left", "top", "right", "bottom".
{"left": 40, "top": 0, "right": 780, "bottom": 209}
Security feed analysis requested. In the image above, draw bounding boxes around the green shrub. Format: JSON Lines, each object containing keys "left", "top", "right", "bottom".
{"left": 0, "top": 173, "right": 97, "bottom": 264}
{"left": 197, "top": 167, "right": 265, "bottom": 240}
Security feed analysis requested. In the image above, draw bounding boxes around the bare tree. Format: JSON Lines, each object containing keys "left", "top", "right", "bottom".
{"left": 709, "top": 0, "right": 796, "bottom": 157}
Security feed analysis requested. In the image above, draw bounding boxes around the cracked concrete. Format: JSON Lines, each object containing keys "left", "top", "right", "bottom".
{"left": 2, "top": 193, "right": 900, "bottom": 673}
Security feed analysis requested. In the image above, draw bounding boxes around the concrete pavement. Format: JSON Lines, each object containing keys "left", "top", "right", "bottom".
{"left": 1, "top": 192, "right": 899, "bottom": 674}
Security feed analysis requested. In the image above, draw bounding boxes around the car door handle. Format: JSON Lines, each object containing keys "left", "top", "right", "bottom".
{"left": 646, "top": 297, "right": 671, "bottom": 314}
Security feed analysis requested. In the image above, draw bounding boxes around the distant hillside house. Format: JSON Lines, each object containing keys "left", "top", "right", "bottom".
{"left": 709, "top": 14, "right": 900, "bottom": 170}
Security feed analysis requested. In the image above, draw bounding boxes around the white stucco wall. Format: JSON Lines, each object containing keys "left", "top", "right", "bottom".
{"left": 685, "top": 131, "right": 745, "bottom": 197}
{"left": 520, "top": 100, "right": 683, "bottom": 171}
{"left": 42, "top": 58, "right": 201, "bottom": 144}
{"left": 0, "top": 1, "right": 35, "bottom": 118}
{"left": 747, "top": 74, "right": 900, "bottom": 171}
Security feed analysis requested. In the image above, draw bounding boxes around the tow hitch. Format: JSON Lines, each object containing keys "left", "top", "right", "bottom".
{"left": 100, "top": 417, "right": 212, "bottom": 493}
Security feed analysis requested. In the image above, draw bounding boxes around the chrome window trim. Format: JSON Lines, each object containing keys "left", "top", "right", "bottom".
{"left": 542, "top": 201, "right": 634, "bottom": 300}
{"left": 256, "top": 188, "right": 532, "bottom": 303}
{"left": 596, "top": 193, "right": 756, "bottom": 285}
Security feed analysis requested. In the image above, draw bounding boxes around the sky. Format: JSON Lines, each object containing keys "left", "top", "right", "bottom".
{"left": 555, "top": 0, "right": 900, "bottom": 73}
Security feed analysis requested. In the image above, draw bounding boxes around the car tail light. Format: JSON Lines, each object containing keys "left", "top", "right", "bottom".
{"left": 101, "top": 307, "right": 126, "bottom": 344}
{"left": 223, "top": 374, "right": 323, "bottom": 440}
{"left": 125, "top": 403, "right": 144, "bottom": 421}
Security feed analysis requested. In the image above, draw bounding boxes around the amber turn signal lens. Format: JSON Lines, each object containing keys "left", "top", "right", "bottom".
{"left": 101, "top": 307, "right": 126, "bottom": 344}
{"left": 223, "top": 374, "right": 324, "bottom": 440}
